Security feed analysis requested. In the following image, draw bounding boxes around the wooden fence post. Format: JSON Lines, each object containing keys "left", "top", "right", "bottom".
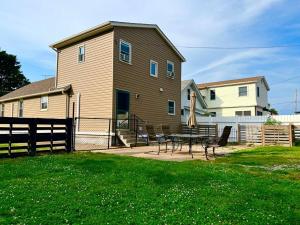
{"left": 288, "top": 124, "right": 294, "bottom": 147}
{"left": 29, "top": 119, "right": 37, "bottom": 156}
{"left": 261, "top": 125, "right": 265, "bottom": 146}
{"left": 65, "top": 118, "right": 73, "bottom": 152}
{"left": 237, "top": 124, "right": 241, "bottom": 144}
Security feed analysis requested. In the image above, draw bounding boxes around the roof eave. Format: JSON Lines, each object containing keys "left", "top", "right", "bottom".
{"left": 49, "top": 21, "right": 186, "bottom": 62}
{"left": 0, "top": 86, "right": 71, "bottom": 103}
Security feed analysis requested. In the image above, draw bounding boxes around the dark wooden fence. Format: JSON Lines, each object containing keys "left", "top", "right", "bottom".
{"left": 0, "top": 117, "right": 74, "bottom": 156}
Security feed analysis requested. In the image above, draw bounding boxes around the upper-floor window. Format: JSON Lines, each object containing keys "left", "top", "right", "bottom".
{"left": 257, "top": 111, "right": 263, "bottom": 116}
{"left": 119, "top": 40, "right": 132, "bottom": 64}
{"left": 239, "top": 86, "right": 248, "bottom": 97}
{"left": 187, "top": 89, "right": 190, "bottom": 100}
{"left": 257, "top": 86, "right": 260, "bottom": 97}
{"left": 167, "top": 60, "right": 175, "bottom": 78}
{"left": 0, "top": 104, "right": 4, "bottom": 117}
{"left": 78, "top": 46, "right": 85, "bottom": 62}
{"left": 210, "top": 90, "right": 216, "bottom": 100}
{"left": 18, "top": 100, "right": 24, "bottom": 118}
{"left": 235, "top": 111, "right": 251, "bottom": 116}
{"left": 40, "top": 96, "right": 48, "bottom": 111}
{"left": 168, "top": 100, "right": 175, "bottom": 115}
{"left": 210, "top": 112, "right": 216, "bottom": 117}
{"left": 150, "top": 60, "right": 158, "bottom": 77}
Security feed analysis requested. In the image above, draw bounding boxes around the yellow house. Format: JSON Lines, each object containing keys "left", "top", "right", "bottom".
{"left": 198, "top": 76, "right": 270, "bottom": 117}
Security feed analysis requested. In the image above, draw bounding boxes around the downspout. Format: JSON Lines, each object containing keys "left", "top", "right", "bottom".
{"left": 54, "top": 49, "right": 59, "bottom": 88}
{"left": 76, "top": 92, "right": 81, "bottom": 133}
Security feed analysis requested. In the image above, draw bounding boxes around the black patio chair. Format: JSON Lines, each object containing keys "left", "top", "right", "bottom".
{"left": 204, "top": 126, "right": 232, "bottom": 160}
{"left": 145, "top": 124, "right": 171, "bottom": 154}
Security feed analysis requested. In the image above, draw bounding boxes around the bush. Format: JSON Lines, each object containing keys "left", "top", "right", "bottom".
{"left": 264, "top": 117, "right": 281, "bottom": 125}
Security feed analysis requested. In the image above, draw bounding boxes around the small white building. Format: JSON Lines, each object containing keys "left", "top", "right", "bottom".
{"left": 181, "top": 80, "right": 207, "bottom": 122}
{"left": 198, "top": 76, "right": 270, "bottom": 117}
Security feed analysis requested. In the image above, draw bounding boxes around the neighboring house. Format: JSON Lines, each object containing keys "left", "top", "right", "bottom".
{"left": 198, "top": 76, "right": 270, "bottom": 117}
{"left": 0, "top": 21, "right": 185, "bottom": 133}
{"left": 0, "top": 78, "right": 71, "bottom": 118}
{"left": 181, "top": 80, "right": 207, "bottom": 122}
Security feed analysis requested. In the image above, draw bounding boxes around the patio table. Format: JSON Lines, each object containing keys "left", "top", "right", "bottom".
{"left": 169, "top": 134, "right": 210, "bottom": 158}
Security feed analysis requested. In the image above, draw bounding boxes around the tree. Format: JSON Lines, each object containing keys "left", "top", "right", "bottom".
{"left": 0, "top": 50, "right": 30, "bottom": 96}
{"left": 269, "top": 108, "right": 278, "bottom": 115}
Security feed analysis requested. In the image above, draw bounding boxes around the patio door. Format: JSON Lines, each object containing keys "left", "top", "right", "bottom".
{"left": 116, "top": 90, "right": 130, "bottom": 129}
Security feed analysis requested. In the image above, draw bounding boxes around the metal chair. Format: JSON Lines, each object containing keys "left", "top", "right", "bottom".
{"left": 145, "top": 124, "right": 171, "bottom": 154}
{"left": 204, "top": 126, "right": 232, "bottom": 160}
{"left": 161, "top": 124, "right": 183, "bottom": 152}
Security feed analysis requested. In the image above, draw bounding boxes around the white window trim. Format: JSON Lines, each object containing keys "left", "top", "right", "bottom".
{"left": 166, "top": 60, "right": 175, "bottom": 78}
{"left": 150, "top": 60, "right": 158, "bottom": 77}
{"left": 238, "top": 86, "right": 248, "bottom": 97}
{"left": 78, "top": 45, "right": 85, "bottom": 63}
{"left": 168, "top": 100, "right": 176, "bottom": 116}
{"left": 40, "top": 96, "right": 49, "bottom": 111}
{"left": 119, "top": 39, "right": 132, "bottom": 64}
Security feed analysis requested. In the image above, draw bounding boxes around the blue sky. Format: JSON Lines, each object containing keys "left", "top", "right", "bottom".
{"left": 1, "top": 0, "right": 300, "bottom": 114}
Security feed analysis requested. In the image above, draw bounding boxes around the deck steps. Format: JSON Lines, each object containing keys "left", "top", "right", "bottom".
{"left": 117, "top": 129, "right": 147, "bottom": 147}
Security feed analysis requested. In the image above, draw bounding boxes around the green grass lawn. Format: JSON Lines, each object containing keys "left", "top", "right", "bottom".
{"left": 0, "top": 147, "right": 299, "bottom": 224}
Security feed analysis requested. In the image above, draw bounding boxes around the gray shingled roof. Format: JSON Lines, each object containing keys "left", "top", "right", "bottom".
{"left": 0, "top": 77, "right": 70, "bottom": 102}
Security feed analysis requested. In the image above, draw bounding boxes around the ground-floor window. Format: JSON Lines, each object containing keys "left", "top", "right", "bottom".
{"left": 18, "top": 100, "right": 24, "bottom": 118}
{"left": 181, "top": 109, "right": 184, "bottom": 115}
{"left": 40, "top": 96, "right": 48, "bottom": 110}
{"left": 0, "top": 104, "right": 4, "bottom": 117}
{"left": 168, "top": 100, "right": 175, "bottom": 115}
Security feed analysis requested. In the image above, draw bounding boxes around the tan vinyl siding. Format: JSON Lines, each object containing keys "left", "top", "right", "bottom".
{"left": 2, "top": 94, "right": 67, "bottom": 118}
{"left": 113, "top": 27, "right": 182, "bottom": 132}
{"left": 57, "top": 30, "right": 114, "bottom": 120}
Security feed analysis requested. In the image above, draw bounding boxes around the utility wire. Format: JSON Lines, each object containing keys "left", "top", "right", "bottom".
{"left": 176, "top": 44, "right": 300, "bottom": 49}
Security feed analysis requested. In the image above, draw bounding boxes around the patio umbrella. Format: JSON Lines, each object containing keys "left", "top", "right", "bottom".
{"left": 187, "top": 91, "right": 197, "bottom": 128}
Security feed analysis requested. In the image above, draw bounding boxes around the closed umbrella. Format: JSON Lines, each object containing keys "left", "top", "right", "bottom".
{"left": 187, "top": 91, "right": 197, "bottom": 157}
{"left": 187, "top": 92, "right": 197, "bottom": 128}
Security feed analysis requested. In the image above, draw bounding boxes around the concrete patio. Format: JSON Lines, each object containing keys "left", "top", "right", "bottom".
{"left": 89, "top": 144, "right": 251, "bottom": 161}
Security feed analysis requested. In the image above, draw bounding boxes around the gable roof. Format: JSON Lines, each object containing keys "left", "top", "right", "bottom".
{"left": 49, "top": 21, "right": 186, "bottom": 62}
{"left": 181, "top": 79, "right": 207, "bottom": 108}
{"left": 198, "top": 76, "right": 270, "bottom": 91}
{"left": 0, "top": 77, "right": 70, "bottom": 103}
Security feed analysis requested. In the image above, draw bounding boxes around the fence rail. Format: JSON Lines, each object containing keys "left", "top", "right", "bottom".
{"left": 0, "top": 117, "right": 73, "bottom": 156}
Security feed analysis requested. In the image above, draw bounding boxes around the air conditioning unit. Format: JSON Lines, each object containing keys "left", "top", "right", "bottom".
{"left": 167, "top": 71, "right": 175, "bottom": 78}
{"left": 120, "top": 53, "right": 129, "bottom": 62}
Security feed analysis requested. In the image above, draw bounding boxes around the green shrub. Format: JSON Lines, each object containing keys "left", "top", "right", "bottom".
{"left": 264, "top": 117, "right": 281, "bottom": 125}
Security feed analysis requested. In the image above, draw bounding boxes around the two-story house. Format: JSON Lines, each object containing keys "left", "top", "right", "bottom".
{"left": 198, "top": 76, "right": 270, "bottom": 117}
{"left": 181, "top": 79, "right": 207, "bottom": 122}
{"left": 0, "top": 21, "right": 185, "bottom": 134}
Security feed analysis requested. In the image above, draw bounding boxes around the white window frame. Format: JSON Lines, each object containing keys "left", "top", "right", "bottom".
{"left": 119, "top": 39, "right": 132, "bottom": 64}
{"left": 40, "top": 96, "right": 48, "bottom": 111}
{"left": 0, "top": 104, "right": 4, "bottom": 117}
{"left": 78, "top": 45, "right": 85, "bottom": 63}
{"left": 150, "top": 60, "right": 158, "bottom": 77}
{"left": 239, "top": 86, "right": 248, "bottom": 97}
{"left": 18, "top": 100, "right": 24, "bottom": 118}
{"left": 166, "top": 60, "right": 175, "bottom": 78}
{"left": 168, "top": 100, "right": 176, "bottom": 115}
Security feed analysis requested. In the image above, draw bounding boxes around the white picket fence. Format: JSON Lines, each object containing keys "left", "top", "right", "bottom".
{"left": 195, "top": 115, "right": 300, "bottom": 143}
